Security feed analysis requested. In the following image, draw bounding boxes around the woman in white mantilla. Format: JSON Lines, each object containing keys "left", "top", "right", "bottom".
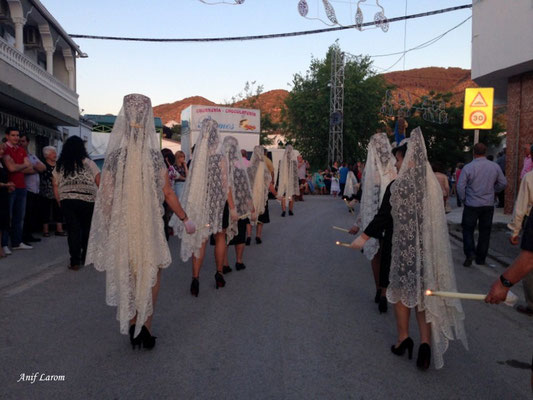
{"left": 178, "top": 118, "right": 238, "bottom": 296}
{"left": 220, "top": 136, "right": 255, "bottom": 273}
{"left": 350, "top": 131, "right": 397, "bottom": 312}
{"left": 86, "top": 93, "right": 195, "bottom": 350}
{"left": 352, "top": 128, "right": 467, "bottom": 370}
{"left": 277, "top": 145, "right": 299, "bottom": 217}
{"left": 246, "top": 145, "right": 276, "bottom": 244}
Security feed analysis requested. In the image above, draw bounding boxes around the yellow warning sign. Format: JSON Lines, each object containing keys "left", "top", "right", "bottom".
{"left": 463, "top": 87, "right": 494, "bottom": 129}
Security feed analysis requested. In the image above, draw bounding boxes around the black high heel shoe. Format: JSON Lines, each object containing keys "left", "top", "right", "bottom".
{"left": 416, "top": 343, "right": 431, "bottom": 370}
{"left": 391, "top": 337, "right": 414, "bottom": 359}
{"left": 190, "top": 278, "right": 199, "bottom": 297}
{"left": 129, "top": 325, "right": 142, "bottom": 349}
{"left": 374, "top": 289, "right": 381, "bottom": 304}
{"left": 215, "top": 272, "right": 225, "bottom": 289}
{"left": 139, "top": 325, "right": 156, "bottom": 350}
{"left": 378, "top": 296, "right": 388, "bottom": 314}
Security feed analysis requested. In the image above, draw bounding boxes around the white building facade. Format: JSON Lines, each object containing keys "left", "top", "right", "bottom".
{"left": 471, "top": 0, "right": 533, "bottom": 212}
{"left": 0, "top": 0, "right": 85, "bottom": 155}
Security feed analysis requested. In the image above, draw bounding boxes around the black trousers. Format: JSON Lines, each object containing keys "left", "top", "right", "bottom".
{"left": 61, "top": 199, "right": 94, "bottom": 266}
{"left": 461, "top": 205, "right": 494, "bottom": 263}
{"left": 22, "top": 191, "right": 39, "bottom": 240}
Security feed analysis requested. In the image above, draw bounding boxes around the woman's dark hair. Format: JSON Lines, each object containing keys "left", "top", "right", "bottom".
{"left": 56, "top": 136, "right": 89, "bottom": 178}
{"left": 392, "top": 143, "right": 408, "bottom": 158}
{"left": 161, "top": 148, "right": 175, "bottom": 166}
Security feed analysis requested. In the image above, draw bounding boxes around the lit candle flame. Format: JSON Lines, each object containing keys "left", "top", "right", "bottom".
{"left": 425, "top": 289, "right": 433, "bottom": 296}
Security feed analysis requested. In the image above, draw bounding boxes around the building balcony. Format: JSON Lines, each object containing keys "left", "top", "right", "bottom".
{"left": 0, "top": 36, "right": 79, "bottom": 126}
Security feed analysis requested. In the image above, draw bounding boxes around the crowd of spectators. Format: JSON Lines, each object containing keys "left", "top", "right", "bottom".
{"left": 1, "top": 127, "right": 71, "bottom": 256}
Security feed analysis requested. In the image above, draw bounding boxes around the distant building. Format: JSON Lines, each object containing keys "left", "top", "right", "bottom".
{"left": 84, "top": 114, "right": 171, "bottom": 166}
{"left": 0, "top": 0, "right": 86, "bottom": 155}
{"left": 471, "top": 0, "right": 533, "bottom": 213}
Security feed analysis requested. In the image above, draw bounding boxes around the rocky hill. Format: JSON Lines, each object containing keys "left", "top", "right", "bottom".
{"left": 382, "top": 67, "right": 476, "bottom": 105}
{"left": 152, "top": 68, "right": 476, "bottom": 125}
{"left": 153, "top": 96, "right": 217, "bottom": 127}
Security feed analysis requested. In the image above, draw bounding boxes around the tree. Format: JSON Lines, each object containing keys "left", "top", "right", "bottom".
{"left": 284, "top": 45, "right": 388, "bottom": 168}
{"left": 402, "top": 92, "right": 503, "bottom": 169}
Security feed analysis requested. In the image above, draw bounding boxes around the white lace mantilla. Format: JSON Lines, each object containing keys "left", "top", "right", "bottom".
{"left": 388, "top": 127, "right": 468, "bottom": 369}
{"left": 86, "top": 93, "right": 171, "bottom": 339}
{"left": 178, "top": 118, "right": 228, "bottom": 261}
{"left": 247, "top": 145, "right": 271, "bottom": 222}
{"left": 277, "top": 145, "right": 299, "bottom": 201}
{"left": 358, "top": 132, "right": 396, "bottom": 260}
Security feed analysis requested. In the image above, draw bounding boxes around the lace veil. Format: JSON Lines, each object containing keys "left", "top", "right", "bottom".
{"left": 247, "top": 145, "right": 271, "bottom": 222}
{"left": 178, "top": 118, "right": 228, "bottom": 261}
{"left": 277, "top": 145, "right": 300, "bottom": 200}
{"left": 343, "top": 171, "right": 359, "bottom": 199}
{"left": 388, "top": 127, "right": 468, "bottom": 369}
{"left": 86, "top": 93, "right": 170, "bottom": 339}
{"left": 222, "top": 136, "right": 254, "bottom": 241}
{"left": 358, "top": 132, "right": 397, "bottom": 260}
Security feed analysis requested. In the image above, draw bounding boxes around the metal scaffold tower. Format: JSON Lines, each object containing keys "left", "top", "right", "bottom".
{"left": 328, "top": 44, "right": 345, "bottom": 167}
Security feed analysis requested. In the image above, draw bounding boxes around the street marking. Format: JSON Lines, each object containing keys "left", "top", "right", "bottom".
{"left": 1, "top": 262, "right": 67, "bottom": 298}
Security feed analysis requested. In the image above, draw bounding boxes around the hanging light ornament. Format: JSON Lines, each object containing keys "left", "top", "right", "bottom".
{"left": 322, "top": 0, "right": 338, "bottom": 25}
{"left": 374, "top": 0, "right": 389, "bottom": 32}
{"left": 354, "top": 0, "right": 366, "bottom": 31}
{"left": 298, "top": 0, "right": 309, "bottom": 17}
{"left": 234, "top": 0, "right": 245, "bottom": 4}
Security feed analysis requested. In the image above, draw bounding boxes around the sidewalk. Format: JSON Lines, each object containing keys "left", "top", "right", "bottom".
{"left": 446, "top": 202, "right": 521, "bottom": 268}
{"left": 0, "top": 235, "right": 69, "bottom": 293}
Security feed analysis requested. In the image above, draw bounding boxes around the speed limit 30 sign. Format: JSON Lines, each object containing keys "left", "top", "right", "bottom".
{"left": 463, "top": 88, "right": 494, "bottom": 130}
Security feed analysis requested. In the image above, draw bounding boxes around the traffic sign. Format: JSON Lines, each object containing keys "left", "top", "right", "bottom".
{"left": 463, "top": 88, "right": 494, "bottom": 130}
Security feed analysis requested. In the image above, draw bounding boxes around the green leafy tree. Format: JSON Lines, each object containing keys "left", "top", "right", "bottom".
{"left": 284, "top": 45, "right": 388, "bottom": 168}
{"left": 404, "top": 92, "right": 503, "bottom": 169}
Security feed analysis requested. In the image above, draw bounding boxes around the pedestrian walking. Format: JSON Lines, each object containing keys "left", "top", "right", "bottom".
{"left": 277, "top": 145, "right": 299, "bottom": 216}
{"left": 53, "top": 136, "right": 100, "bottom": 270}
{"left": 349, "top": 132, "right": 396, "bottom": 313}
{"left": 352, "top": 128, "right": 468, "bottom": 370}
{"left": 178, "top": 118, "right": 236, "bottom": 296}
{"left": 86, "top": 94, "right": 194, "bottom": 349}
{"left": 220, "top": 136, "right": 255, "bottom": 273}
{"left": 457, "top": 143, "right": 507, "bottom": 267}
{"left": 246, "top": 145, "right": 276, "bottom": 245}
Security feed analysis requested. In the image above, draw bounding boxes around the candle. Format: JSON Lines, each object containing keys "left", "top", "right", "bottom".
{"left": 425, "top": 290, "right": 518, "bottom": 306}
{"left": 335, "top": 241, "right": 352, "bottom": 248}
{"left": 425, "top": 290, "right": 485, "bottom": 300}
{"left": 332, "top": 226, "right": 350, "bottom": 233}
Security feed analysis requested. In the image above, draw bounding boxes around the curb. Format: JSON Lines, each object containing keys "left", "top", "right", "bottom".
{"left": 447, "top": 224, "right": 514, "bottom": 268}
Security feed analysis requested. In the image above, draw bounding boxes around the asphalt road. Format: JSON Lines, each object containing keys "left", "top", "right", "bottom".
{"left": 1, "top": 196, "right": 532, "bottom": 399}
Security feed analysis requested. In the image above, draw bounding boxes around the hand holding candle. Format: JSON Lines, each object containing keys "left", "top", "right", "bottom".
{"left": 425, "top": 289, "right": 518, "bottom": 307}
{"left": 332, "top": 226, "right": 350, "bottom": 233}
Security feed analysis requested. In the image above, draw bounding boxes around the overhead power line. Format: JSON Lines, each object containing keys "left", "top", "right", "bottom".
{"left": 69, "top": 4, "right": 471, "bottom": 43}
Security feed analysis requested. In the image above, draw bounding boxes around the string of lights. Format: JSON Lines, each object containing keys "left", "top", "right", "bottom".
{"left": 69, "top": 4, "right": 471, "bottom": 43}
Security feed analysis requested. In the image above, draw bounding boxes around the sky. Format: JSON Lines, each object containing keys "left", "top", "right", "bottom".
{"left": 41, "top": 0, "right": 473, "bottom": 115}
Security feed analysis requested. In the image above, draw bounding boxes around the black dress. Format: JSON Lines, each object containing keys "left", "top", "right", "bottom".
{"left": 0, "top": 163, "right": 10, "bottom": 230}
{"left": 363, "top": 181, "right": 394, "bottom": 289}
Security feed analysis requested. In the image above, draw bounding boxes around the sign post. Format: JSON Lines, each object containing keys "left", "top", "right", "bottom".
{"left": 463, "top": 88, "right": 494, "bottom": 147}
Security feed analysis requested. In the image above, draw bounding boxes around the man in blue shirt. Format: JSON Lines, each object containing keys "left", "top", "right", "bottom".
{"left": 457, "top": 143, "right": 507, "bottom": 266}
{"left": 338, "top": 163, "right": 349, "bottom": 197}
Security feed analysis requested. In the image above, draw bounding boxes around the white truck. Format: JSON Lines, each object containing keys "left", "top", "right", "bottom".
{"left": 180, "top": 105, "right": 260, "bottom": 160}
